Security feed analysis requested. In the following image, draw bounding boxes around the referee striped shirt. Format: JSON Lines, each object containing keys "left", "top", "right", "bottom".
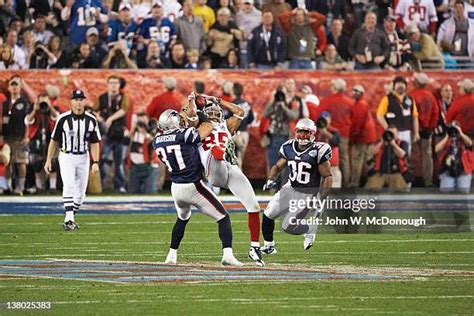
{"left": 51, "top": 111, "right": 101, "bottom": 154}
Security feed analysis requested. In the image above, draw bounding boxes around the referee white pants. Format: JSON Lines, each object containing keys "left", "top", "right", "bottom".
{"left": 171, "top": 180, "right": 228, "bottom": 222}
{"left": 58, "top": 152, "right": 90, "bottom": 212}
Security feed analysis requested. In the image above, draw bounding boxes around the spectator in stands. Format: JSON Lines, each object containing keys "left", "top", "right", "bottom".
{"left": 222, "top": 48, "right": 240, "bottom": 68}
{"left": 263, "top": 87, "right": 298, "bottom": 187}
{"left": 24, "top": 93, "right": 60, "bottom": 193}
{"left": 86, "top": 27, "right": 108, "bottom": 67}
{"left": 93, "top": 75, "right": 130, "bottom": 193}
{"left": 1, "top": 76, "right": 30, "bottom": 194}
{"left": 29, "top": 41, "right": 57, "bottom": 69}
{"left": 215, "top": 0, "right": 237, "bottom": 18}
{"left": 31, "top": 14, "right": 54, "bottom": 45}
{"left": 437, "top": 1, "right": 472, "bottom": 62}
{"left": 207, "top": 7, "right": 243, "bottom": 68}
{"left": 185, "top": 49, "right": 200, "bottom": 69}
{"left": 248, "top": 11, "right": 286, "bottom": 70}
{"left": 262, "top": 0, "right": 291, "bottom": 30}
{"left": 314, "top": 0, "right": 346, "bottom": 30}
{"left": 19, "top": 30, "right": 35, "bottom": 68}
{"left": 175, "top": 0, "right": 207, "bottom": 56}
{"left": 317, "top": 78, "right": 353, "bottom": 187}
{"left": 107, "top": 3, "right": 138, "bottom": 53}
{"left": 200, "top": 55, "right": 212, "bottom": 69}
{"left": 193, "top": 0, "right": 216, "bottom": 32}
{"left": 315, "top": 111, "right": 342, "bottom": 188}
{"left": 406, "top": 22, "right": 444, "bottom": 70}
{"left": 5, "top": 29, "right": 27, "bottom": 69}
{"left": 235, "top": 0, "right": 262, "bottom": 68}
{"left": 0, "top": 6, "right": 19, "bottom": 37}
{"left": 168, "top": 41, "right": 187, "bottom": 68}
{"left": 102, "top": 41, "right": 138, "bottom": 69}
{"left": 231, "top": 83, "right": 254, "bottom": 168}
{"left": 317, "top": 44, "right": 350, "bottom": 70}
{"left": 365, "top": 125, "right": 409, "bottom": 191}
{"left": 376, "top": 76, "right": 420, "bottom": 157}
{"left": 163, "top": 0, "right": 182, "bottom": 22}
{"left": 439, "top": 83, "right": 453, "bottom": 114}
{"left": 139, "top": 2, "right": 176, "bottom": 60}
{"left": 383, "top": 15, "right": 412, "bottom": 71}
{"left": 300, "top": 85, "right": 320, "bottom": 121}
{"left": 279, "top": 8, "right": 326, "bottom": 69}
{"left": 435, "top": 121, "right": 473, "bottom": 193}
{"left": 327, "top": 18, "right": 351, "bottom": 61}
{"left": 395, "top": 0, "right": 438, "bottom": 36}
{"left": 349, "top": 11, "right": 390, "bottom": 71}
{"left": 0, "top": 139, "right": 10, "bottom": 194}
{"left": 284, "top": 79, "right": 308, "bottom": 129}
{"left": 60, "top": 0, "right": 108, "bottom": 46}
{"left": 141, "top": 41, "right": 166, "bottom": 69}
{"left": 0, "top": 44, "right": 15, "bottom": 69}
{"left": 128, "top": 112, "right": 156, "bottom": 194}
{"left": 350, "top": 84, "right": 376, "bottom": 187}
{"left": 446, "top": 79, "right": 474, "bottom": 138}
{"left": 146, "top": 76, "right": 184, "bottom": 120}
{"left": 409, "top": 72, "right": 439, "bottom": 186}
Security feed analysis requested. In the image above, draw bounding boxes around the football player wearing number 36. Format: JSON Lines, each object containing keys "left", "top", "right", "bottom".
{"left": 185, "top": 93, "right": 265, "bottom": 267}
{"left": 262, "top": 118, "right": 333, "bottom": 254}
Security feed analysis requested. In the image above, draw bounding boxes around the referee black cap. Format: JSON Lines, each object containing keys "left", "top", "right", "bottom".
{"left": 393, "top": 76, "right": 407, "bottom": 86}
{"left": 71, "top": 89, "right": 86, "bottom": 100}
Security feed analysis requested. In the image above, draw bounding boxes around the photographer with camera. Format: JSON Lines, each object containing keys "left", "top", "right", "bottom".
{"left": 127, "top": 112, "right": 159, "bottom": 194}
{"left": 102, "top": 41, "right": 137, "bottom": 69}
{"left": 24, "top": 93, "right": 60, "bottom": 193}
{"left": 315, "top": 112, "right": 342, "bottom": 188}
{"left": 263, "top": 87, "right": 299, "bottom": 189}
{"left": 435, "top": 121, "right": 473, "bottom": 193}
{"left": 365, "top": 126, "right": 409, "bottom": 191}
{"left": 30, "top": 41, "right": 58, "bottom": 69}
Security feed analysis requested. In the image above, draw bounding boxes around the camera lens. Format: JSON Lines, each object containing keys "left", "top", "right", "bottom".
{"left": 447, "top": 126, "right": 459, "bottom": 138}
{"left": 382, "top": 130, "right": 394, "bottom": 142}
{"left": 39, "top": 102, "right": 48, "bottom": 111}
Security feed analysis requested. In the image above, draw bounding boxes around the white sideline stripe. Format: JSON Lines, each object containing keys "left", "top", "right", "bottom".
{"left": 0, "top": 239, "right": 472, "bottom": 247}
{"left": 1, "top": 194, "right": 473, "bottom": 203}
{"left": 0, "top": 220, "right": 249, "bottom": 226}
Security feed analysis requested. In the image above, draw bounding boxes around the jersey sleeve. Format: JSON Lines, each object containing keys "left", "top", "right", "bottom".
{"left": 278, "top": 143, "right": 287, "bottom": 159}
{"left": 51, "top": 117, "right": 63, "bottom": 141}
{"left": 317, "top": 143, "right": 332, "bottom": 164}
{"left": 183, "top": 127, "right": 201, "bottom": 144}
{"left": 89, "top": 119, "right": 102, "bottom": 143}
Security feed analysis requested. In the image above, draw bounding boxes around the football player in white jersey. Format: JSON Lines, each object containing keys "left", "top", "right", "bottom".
{"left": 262, "top": 118, "right": 333, "bottom": 254}
{"left": 185, "top": 93, "right": 264, "bottom": 266}
{"left": 395, "top": 0, "right": 438, "bottom": 35}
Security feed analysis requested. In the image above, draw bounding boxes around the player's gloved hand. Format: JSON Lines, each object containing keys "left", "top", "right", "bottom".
{"left": 224, "top": 140, "right": 238, "bottom": 165}
{"left": 201, "top": 94, "right": 221, "bottom": 105}
{"left": 263, "top": 179, "right": 277, "bottom": 191}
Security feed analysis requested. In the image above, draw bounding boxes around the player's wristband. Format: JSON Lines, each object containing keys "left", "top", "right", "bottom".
{"left": 91, "top": 160, "right": 100, "bottom": 165}
{"left": 233, "top": 113, "right": 245, "bottom": 120}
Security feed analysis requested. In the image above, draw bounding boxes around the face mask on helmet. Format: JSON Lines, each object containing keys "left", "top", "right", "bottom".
{"left": 204, "top": 103, "right": 224, "bottom": 123}
{"left": 295, "top": 128, "right": 315, "bottom": 146}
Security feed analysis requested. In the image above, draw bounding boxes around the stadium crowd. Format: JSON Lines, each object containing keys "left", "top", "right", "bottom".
{"left": 0, "top": 0, "right": 473, "bottom": 70}
{"left": 0, "top": 71, "right": 473, "bottom": 195}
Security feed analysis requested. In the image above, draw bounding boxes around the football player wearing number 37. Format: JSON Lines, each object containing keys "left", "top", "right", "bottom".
{"left": 262, "top": 118, "right": 333, "bottom": 254}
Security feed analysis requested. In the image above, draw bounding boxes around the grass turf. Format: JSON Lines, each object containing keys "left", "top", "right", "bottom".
{"left": 0, "top": 214, "right": 473, "bottom": 315}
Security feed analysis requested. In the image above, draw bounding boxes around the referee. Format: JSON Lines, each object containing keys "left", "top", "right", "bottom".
{"left": 44, "top": 90, "right": 101, "bottom": 231}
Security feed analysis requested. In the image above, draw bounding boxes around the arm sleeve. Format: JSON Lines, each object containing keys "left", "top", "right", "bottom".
{"left": 317, "top": 143, "right": 332, "bottom": 164}
{"left": 278, "top": 144, "right": 287, "bottom": 159}
{"left": 376, "top": 96, "right": 389, "bottom": 117}
{"left": 412, "top": 100, "right": 419, "bottom": 117}
{"left": 89, "top": 119, "right": 102, "bottom": 143}
{"left": 184, "top": 127, "right": 201, "bottom": 144}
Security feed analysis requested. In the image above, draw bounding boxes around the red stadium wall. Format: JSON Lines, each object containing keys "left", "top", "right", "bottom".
{"left": 0, "top": 70, "right": 472, "bottom": 180}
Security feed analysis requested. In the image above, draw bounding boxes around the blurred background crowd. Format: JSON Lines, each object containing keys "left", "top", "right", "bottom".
{"left": 0, "top": 0, "right": 473, "bottom": 71}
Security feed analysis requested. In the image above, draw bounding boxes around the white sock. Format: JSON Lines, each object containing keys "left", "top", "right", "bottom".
{"left": 264, "top": 240, "right": 275, "bottom": 247}
{"left": 223, "top": 247, "right": 234, "bottom": 257}
{"left": 168, "top": 248, "right": 177, "bottom": 257}
{"left": 49, "top": 173, "right": 57, "bottom": 190}
{"left": 18, "top": 178, "right": 26, "bottom": 190}
{"left": 35, "top": 177, "right": 44, "bottom": 190}
{"left": 251, "top": 241, "right": 260, "bottom": 248}
{"left": 65, "top": 211, "right": 75, "bottom": 222}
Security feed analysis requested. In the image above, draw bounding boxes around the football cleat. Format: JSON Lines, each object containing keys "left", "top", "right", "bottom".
{"left": 63, "top": 220, "right": 79, "bottom": 231}
{"left": 248, "top": 247, "right": 265, "bottom": 267}
{"left": 303, "top": 233, "right": 315, "bottom": 250}
{"left": 260, "top": 244, "right": 277, "bottom": 255}
{"left": 165, "top": 253, "right": 177, "bottom": 264}
{"left": 221, "top": 255, "right": 243, "bottom": 266}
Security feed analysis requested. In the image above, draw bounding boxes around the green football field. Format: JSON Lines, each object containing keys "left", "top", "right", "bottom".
{"left": 0, "top": 213, "right": 473, "bottom": 315}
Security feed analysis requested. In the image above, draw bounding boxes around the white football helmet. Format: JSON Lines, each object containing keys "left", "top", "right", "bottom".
{"left": 158, "top": 109, "right": 182, "bottom": 131}
{"left": 295, "top": 118, "right": 316, "bottom": 146}
{"left": 203, "top": 101, "right": 224, "bottom": 123}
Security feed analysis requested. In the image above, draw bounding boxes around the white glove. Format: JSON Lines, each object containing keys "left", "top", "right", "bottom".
{"left": 263, "top": 179, "right": 277, "bottom": 191}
